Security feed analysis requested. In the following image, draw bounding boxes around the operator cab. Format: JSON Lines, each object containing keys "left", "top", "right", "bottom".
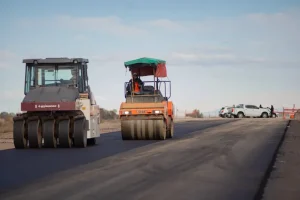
{"left": 23, "top": 58, "right": 89, "bottom": 95}
{"left": 123, "top": 57, "right": 171, "bottom": 103}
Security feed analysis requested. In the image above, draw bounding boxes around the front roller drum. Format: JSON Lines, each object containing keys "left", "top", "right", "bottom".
{"left": 121, "top": 119, "right": 150, "bottom": 140}
{"left": 121, "top": 120, "right": 135, "bottom": 140}
{"left": 58, "top": 119, "right": 72, "bottom": 148}
{"left": 28, "top": 119, "right": 43, "bottom": 148}
{"left": 43, "top": 119, "right": 57, "bottom": 148}
{"left": 13, "top": 120, "right": 28, "bottom": 149}
{"left": 154, "top": 120, "right": 166, "bottom": 140}
{"left": 73, "top": 118, "right": 87, "bottom": 148}
{"left": 121, "top": 119, "right": 166, "bottom": 140}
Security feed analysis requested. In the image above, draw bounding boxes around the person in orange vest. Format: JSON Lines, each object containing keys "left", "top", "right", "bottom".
{"left": 127, "top": 72, "right": 143, "bottom": 94}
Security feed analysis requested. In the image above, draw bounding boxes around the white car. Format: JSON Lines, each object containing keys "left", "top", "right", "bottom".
{"left": 219, "top": 106, "right": 233, "bottom": 118}
{"left": 231, "top": 104, "right": 271, "bottom": 118}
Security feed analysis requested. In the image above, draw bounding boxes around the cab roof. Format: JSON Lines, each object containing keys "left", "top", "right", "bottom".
{"left": 124, "top": 57, "right": 167, "bottom": 77}
{"left": 23, "top": 57, "right": 89, "bottom": 64}
{"left": 124, "top": 57, "right": 165, "bottom": 66}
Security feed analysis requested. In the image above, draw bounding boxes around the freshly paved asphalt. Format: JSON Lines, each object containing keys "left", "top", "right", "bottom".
{"left": 262, "top": 120, "right": 300, "bottom": 200}
{"left": 0, "top": 118, "right": 288, "bottom": 200}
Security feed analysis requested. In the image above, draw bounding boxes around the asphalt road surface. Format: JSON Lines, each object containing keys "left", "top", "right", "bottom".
{"left": 0, "top": 118, "right": 288, "bottom": 200}
{"left": 262, "top": 120, "right": 300, "bottom": 200}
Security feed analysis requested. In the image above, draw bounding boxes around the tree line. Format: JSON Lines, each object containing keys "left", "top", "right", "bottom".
{"left": 185, "top": 109, "right": 204, "bottom": 118}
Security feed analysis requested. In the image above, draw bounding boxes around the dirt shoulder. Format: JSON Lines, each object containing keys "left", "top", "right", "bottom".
{"left": 262, "top": 120, "right": 300, "bottom": 200}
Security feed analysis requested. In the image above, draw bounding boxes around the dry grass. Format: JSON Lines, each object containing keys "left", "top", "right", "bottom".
{"left": 0, "top": 117, "right": 13, "bottom": 134}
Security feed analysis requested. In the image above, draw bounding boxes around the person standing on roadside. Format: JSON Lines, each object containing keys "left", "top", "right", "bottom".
{"left": 270, "top": 105, "right": 274, "bottom": 118}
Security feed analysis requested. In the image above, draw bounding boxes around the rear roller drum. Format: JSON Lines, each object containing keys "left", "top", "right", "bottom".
{"left": 58, "top": 119, "right": 72, "bottom": 148}
{"left": 13, "top": 120, "right": 28, "bottom": 149}
{"left": 28, "top": 119, "right": 43, "bottom": 148}
{"left": 73, "top": 118, "right": 87, "bottom": 148}
{"left": 43, "top": 119, "right": 57, "bottom": 148}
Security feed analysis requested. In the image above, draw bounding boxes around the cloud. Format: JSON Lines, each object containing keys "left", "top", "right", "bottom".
{"left": 13, "top": 8, "right": 300, "bottom": 69}
{"left": 0, "top": 50, "right": 20, "bottom": 69}
{"left": 19, "top": 15, "right": 148, "bottom": 37}
{"left": 73, "top": 34, "right": 88, "bottom": 41}
{"left": 95, "top": 95, "right": 107, "bottom": 101}
{"left": 148, "top": 9, "right": 300, "bottom": 35}
{"left": 145, "top": 9, "right": 300, "bottom": 67}
{"left": 87, "top": 50, "right": 171, "bottom": 67}
{"left": 168, "top": 52, "right": 267, "bottom": 66}
{"left": 147, "top": 19, "right": 185, "bottom": 31}
{"left": 59, "top": 15, "right": 149, "bottom": 36}
{"left": 147, "top": 8, "right": 300, "bottom": 54}
{"left": 2, "top": 90, "right": 24, "bottom": 101}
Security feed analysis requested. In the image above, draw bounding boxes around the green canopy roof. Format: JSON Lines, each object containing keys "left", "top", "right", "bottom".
{"left": 124, "top": 57, "right": 166, "bottom": 67}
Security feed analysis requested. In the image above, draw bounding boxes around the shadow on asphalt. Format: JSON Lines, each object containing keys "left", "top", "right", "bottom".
{"left": 0, "top": 119, "right": 237, "bottom": 192}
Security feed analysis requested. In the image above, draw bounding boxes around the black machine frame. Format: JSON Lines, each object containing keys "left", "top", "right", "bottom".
{"left": 124, "top": 80, "right": 171, "bottom": 100}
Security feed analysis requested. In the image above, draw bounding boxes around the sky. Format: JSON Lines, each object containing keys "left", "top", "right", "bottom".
{"left": 0, "top": 0, "right": 300, "bottom": 115}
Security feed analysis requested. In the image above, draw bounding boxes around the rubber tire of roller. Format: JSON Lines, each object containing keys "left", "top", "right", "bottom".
{"left": 58, "top": 119, "right": 72, "bottom": 148}
{"left": 43, "top": 119, "right": 57, "bottom": 148}
{"left": 73, "top": 118, "right": 87, "bottom": 148}
{"left": 13, "top": 120, "right": 28, "bottom": 149}
{"left": 28, "top": 119, "right": 43, "bottom": 148}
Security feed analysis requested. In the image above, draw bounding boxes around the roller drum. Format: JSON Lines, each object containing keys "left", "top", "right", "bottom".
{"left": 154, "top": 119, "right": 166, "bottom": 140}
{"left": 121, "top": 118, "right": 166, "bottom": 140}
{"left": 121, "top": 120, "right": 135, "bottom": 140}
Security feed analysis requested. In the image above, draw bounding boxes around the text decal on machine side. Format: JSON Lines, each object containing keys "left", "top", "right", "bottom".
{"left": 34, "top": 104, "right": 61, "bottom": 109}
{"left": 137, "top": 110, "right": 146, "bottom": 114}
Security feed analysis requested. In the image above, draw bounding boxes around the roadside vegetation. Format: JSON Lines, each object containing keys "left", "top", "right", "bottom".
{"left": 0, "top": 112, "right": 14, "bottom": 134}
